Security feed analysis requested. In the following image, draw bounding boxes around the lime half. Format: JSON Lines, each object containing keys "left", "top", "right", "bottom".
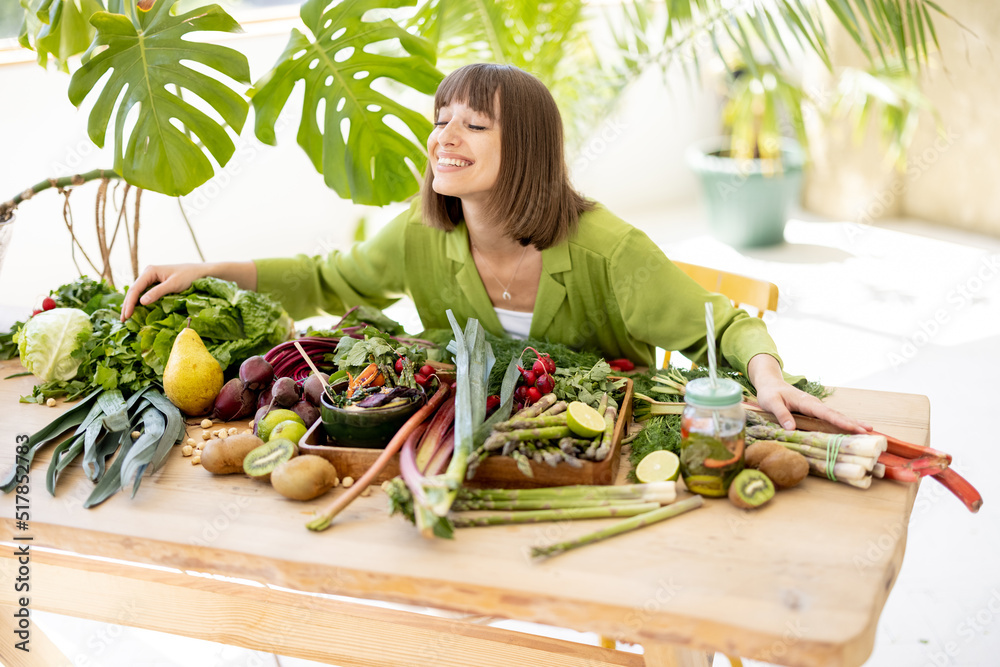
{"left": 635, "top": 450, "right": 681, "bottom": 484}
{"left": 566, "top": 401, "right": 607, "bottom": 438}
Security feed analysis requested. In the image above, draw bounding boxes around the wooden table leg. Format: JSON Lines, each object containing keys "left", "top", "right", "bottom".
{"left": 643, "top": 643, "right": 714, "bottom": 667}
{"left": 0, "top": 603, "right": 73, "bottom": 667}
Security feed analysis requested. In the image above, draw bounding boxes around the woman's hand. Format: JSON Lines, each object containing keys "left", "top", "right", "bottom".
{"left": 747, "top": 354, "right": 872, "bottom": 434}
{"left": 120, "top": 261, "right": 257, "bottom": 321}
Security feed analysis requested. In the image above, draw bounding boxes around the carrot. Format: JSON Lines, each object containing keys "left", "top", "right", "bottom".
{"left": 306, "top": 382, "right": 450, "bottom": 531}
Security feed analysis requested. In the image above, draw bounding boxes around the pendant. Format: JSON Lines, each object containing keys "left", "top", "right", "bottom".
{"left": 502, "top": 290, "right": 512, "bottom": 301}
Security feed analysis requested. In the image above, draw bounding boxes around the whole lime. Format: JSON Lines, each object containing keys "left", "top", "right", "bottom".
{"left": 258, "top": 409, "right": 305, "bottom": 442}
{"left": 270, "top": 419, "right": 307, "bottom": 445}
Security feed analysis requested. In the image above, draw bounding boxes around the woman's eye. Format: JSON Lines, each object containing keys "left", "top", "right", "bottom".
{"left": 469, "top": 124, "right": 487, "bottom": 131}
{"left": 433, "top": 121, "right": 449, "bottom": 127}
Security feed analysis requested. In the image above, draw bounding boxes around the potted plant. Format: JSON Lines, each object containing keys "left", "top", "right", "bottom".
{"left": 2, "top": 0, "right": 625, "bottom": 283}
{"left": 614, "top": 1, "right": 951, "bottom": 247}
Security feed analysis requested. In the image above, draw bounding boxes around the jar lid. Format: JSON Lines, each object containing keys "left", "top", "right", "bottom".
{"left": 684, "top": 377, "right": 744, "bottom": 407}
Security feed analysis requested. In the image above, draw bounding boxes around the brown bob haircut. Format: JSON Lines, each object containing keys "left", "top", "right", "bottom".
{"left": 421, "top": 63, "right": 595, "bottom": 249}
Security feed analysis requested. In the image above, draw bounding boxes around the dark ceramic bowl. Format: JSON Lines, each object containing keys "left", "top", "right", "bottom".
{"left": 319, "top": 385, "right": 425, "bottom": 449}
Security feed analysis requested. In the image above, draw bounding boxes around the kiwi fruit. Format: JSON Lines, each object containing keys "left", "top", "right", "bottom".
{"left": 201, "top": 433, "right": 265, "bottom": 475}
{"left": 271, "top": 455, "right": 338, "bottom": 501}
{"left": 745, "top": 441, "right": 786, "bottom": 468}
{"left": 759, "top": 448, "right": 810, "bottom": 489}
{"left": 243, "top": 438, "right": 298, "bottom": 481}
{"left": 728, "top": 469, "right": 776, "bottom": 509}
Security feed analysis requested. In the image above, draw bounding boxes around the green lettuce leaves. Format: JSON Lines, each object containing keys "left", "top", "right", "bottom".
{"left": 15, "top": 308, "right": 93, "bottom": 382}
{"left": 10, "top": 276, "right": 292, "bottom": 403}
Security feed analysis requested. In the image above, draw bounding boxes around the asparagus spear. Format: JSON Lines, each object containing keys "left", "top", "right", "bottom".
{"left": 511, "top": 393, "right": 557, "bottom": 419}
{"left": 539, "top": 401, "right": 568, "bottom": 417}
{"left": 456, "top": 483, "right": 677, "bottom": 504}
{"left": 451, "top": 503, "right": 661, "bottom": 527}
{"left": 493, "top": 414, "right": 568, "bottom": 432}
{"left": 746, "top": 423, "right": 886, "bottom": 457}
{"left": 483, "top": 425, "right": 573, "bottom": 451}
{"left": 531, "top": 495, "right": 704, "bottom": 560}
{"left": 594, "top": 405, "right": 618, "bottom": 462}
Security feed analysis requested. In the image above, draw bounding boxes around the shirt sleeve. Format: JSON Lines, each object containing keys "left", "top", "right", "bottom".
{"left": 253, "top": 206, "right": 413, "bottom": 321}
{"left": 610, "top": 227, "right": 784, "bottom": 376}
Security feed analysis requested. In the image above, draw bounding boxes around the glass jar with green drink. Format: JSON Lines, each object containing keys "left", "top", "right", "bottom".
{"left": 680, "top": 377, "right": 745, "bottom": 497}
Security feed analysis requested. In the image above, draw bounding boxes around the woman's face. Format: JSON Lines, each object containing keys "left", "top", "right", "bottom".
{"left": 427, "top": 99, "right": 501, "bottom": 204}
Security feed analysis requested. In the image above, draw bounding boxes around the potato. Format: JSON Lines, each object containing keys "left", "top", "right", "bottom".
{"left": 745, "top": 441, "right": 786, "bottom": 469}
{"left": 758, "top": 448, "right": 810, "bottom": 489}
{"left": 270, "top": 455, "right": 338, "bottom": 501}
{"left": 200, "top": 433, "right": 266, "bottom": 474}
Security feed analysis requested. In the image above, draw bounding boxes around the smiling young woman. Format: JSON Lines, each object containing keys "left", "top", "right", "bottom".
{"left": 120, "top": 63, "right": 869, "bottom": 433}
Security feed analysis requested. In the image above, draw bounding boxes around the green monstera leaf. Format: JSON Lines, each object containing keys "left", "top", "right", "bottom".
{"left": 67, "top": 0, "right": 250, "bottom": 197}
{"left": 18, "top": 0, "right": 105, "bottom": 71}
{"left": 250, "top": 0, "right": 443, "bottom": 206}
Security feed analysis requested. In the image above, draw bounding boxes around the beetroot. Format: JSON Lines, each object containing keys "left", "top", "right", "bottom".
{"left": 291, "top": 400, "right": 320, "bottom": 428}
{"left": 302, "top": 372, "right": 330, "bottom": 406}
{"left": 213, "top": 378, "right": 256, "bottom": 421}
{"left": 239, "top": 355, "right": 274, "bottom": 391}
{"left": 272, "top": 377, "right": 300, "bottom": 407}
{"left": 257, "top": 384, "right": 274, "bottom": 410}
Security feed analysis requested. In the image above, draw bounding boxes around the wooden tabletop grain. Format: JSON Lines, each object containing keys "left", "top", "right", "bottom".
{"left": 0, "top": 359, "right": 928, "bottom": 667}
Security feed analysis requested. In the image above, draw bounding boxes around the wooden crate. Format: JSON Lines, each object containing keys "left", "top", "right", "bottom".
{"left": 300, "top": 378, "right": 633, "bottom": 489}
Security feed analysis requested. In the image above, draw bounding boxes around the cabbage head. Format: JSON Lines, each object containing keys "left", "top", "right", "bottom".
{"left": 16, "top": 308, "right": 93, "bottom": 382}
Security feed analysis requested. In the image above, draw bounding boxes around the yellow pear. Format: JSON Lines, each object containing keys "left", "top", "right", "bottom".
{"left": 163, "top": 327, "right": 224, "bottom": 416}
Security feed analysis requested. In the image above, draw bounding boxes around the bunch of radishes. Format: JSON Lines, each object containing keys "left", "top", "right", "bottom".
{"left": 512, "top": 347, "right": 557, "bottom": 411}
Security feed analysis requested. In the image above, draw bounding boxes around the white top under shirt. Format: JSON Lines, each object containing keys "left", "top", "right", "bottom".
{"left": 494, "top": 306, "right": 533, "bottom": 339}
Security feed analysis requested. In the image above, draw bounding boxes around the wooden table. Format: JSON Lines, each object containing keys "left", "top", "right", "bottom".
{"left": 0, "top": 359, "right": 928, "bottom": 667}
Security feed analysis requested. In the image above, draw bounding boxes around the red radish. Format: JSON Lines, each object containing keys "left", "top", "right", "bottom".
{"left": 524, "top": 346, "right": 556, "bottom": 375}
{"left": 419, "top": 364, "right": 436, "bottom": 378}
{"left": 514, "top": 386, "right": 529, "bottom": 403}
{"left": 31, "top": 309, "right": 42, "bottom": 317}
{"left": 42, "top": 297, "right": 57, "bottom": 311}
{"left": 486, "top": 395, "right": 501, "bottom": 415}
{"left": 608, "top": 358, "right": 635, "bottom": 372}
{"left": 520, "top": 369, "right": 536, "bottom": 387}
{"left": 414, "top": 373, "right": 428, "bottom": 386}
{"left": 526, "top": 386, "right": 542, "bottom": 404}
{"left": 395, "top": 357, "right": 406, "bottom": 373}
{"left": 535, "top": 373, "right": 555, "bottom": 395}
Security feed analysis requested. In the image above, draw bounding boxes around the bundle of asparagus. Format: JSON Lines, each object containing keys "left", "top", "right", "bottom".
{"left": 746, "top": 411, "right": 887, "bottom": 489}
{"left": 467, "top": 392, "right": 617, "bottom": 479}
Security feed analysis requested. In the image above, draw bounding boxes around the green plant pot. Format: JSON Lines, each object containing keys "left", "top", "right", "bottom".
{"left": 687, "top": 137, "right": 804, "bottom": 248}
{"left": 319, "top": 387, "right": 426, "bottom": 449}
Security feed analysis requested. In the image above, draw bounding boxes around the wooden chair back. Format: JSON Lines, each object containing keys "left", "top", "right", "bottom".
{"left": 662, "top": 261, "right": 779, "bottom": 369}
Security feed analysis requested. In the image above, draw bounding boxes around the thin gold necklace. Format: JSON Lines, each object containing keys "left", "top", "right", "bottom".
{"left": 471, "top": 242, "right": 529, "bottom": 301}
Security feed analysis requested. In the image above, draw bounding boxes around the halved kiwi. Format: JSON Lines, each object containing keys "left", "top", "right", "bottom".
{"left": 728, "top": 469, "right": 776, "bottom": 509}
{"left": 243, "top": 438, "right": 298, "bottom": 481}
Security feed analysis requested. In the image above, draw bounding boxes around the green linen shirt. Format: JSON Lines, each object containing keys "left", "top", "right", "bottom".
{"left": 254, "top": 200, "right": 784, "bottom": 375}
